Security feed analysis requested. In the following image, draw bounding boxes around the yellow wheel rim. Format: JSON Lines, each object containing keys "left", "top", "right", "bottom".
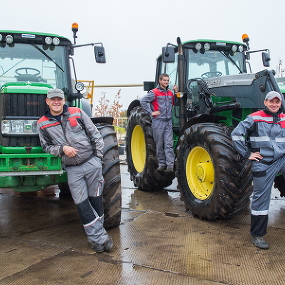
{"left": 131, "top": 125, "right": 146, "bottom": 173}
{"left": 186, "top": 146, "right": 215, "bottom": 200}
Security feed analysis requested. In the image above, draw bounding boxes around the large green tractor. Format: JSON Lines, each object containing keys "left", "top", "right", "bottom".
{"left": 126, "top": 34, "right": 283, "bottom": 220}
{"left": 0, "top": 24, "right": 121, "bottom": 228}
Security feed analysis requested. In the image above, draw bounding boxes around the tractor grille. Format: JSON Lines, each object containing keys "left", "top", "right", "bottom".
{"left": 5, "top": 93, "right": 47, "bottom": 116}
{"left": 1, "top": 93, "right": 47, "bottom": 147}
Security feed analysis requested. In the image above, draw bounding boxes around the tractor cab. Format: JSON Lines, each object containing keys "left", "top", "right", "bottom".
{"left": 0, "top": 32, "right": 71, "bottom": 92}
{"left": 160, "top": 39, "right": 248, "bottom": 89}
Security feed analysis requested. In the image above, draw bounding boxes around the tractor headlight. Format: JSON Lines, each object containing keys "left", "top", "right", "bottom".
{"left": 75, "top": 81, "right": 85, "bottom": 92}
{"left": 5, "top": 35, "right": 13, "bottom": 44}
{"left": 238, "top": 45, "right": 244, "bottom": 52}
{"left": 1, "top": 120, "right": 38, "bottom": 135}
{"left": 82, "top": 92, "right": 91, "bottom": 99}
{"left": 195, "top": 43, "right": 202, "bottom": 51}
{"left": 45, "top": 37, "right": 53, "bottom": 45}
{"left": 204, "top": 43, "right": 211, "bottom": 51}
{"left": 232, "top": 45, "right": 237, "bottom": 52}
{"left": 53, "top": 37, "right": 60, "bottom": 45}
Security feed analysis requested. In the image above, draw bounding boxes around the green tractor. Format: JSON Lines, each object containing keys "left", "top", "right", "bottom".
{"left": 126, "top": 34, "right": 283, "bottom": 220}
{"left": 0, "top": 24, "right": 121, "bottom": 228}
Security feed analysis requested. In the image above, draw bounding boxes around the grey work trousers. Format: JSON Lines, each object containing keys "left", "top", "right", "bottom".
{"left": 250, "top": 155, "right": 285, "bottom": 237}
{"left": 152, "top": 119, "right": 175, "bottom": 168}
{"left": 65, "top": 156, "right": 108, "bottom": 245}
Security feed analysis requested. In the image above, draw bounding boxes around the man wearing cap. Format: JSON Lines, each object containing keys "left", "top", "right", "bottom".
{"left": 37, "top": 88, "right": 113, "bottom": 253}
{"left": 231, "top": 90, "right": 285, "bottom": 249}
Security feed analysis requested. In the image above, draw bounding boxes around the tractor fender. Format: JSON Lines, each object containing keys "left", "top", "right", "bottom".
{"left": 127, "top": 99, "right": 141, "bottom": 117}
{"left": 90, "top": 117, "right": 114, "bottom": 125}
{"left": 81, "top": 99, "right": 92, "bottom": 117}
{"left": 180, "top": 114, "right": 226, "bottom": 136}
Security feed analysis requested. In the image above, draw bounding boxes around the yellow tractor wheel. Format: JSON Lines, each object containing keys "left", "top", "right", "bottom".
{"left": 131, "top": 125, "right": 146, "bottom": 173}
{"left": 176, "top": 123, "right": 253, "bottom": 220}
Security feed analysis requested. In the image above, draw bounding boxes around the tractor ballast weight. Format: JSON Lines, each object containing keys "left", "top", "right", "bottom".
{"left": 126, "top": 35, "right": 283, "bottom": 220}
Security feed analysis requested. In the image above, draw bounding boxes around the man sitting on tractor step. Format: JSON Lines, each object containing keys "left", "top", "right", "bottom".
{"left": 141, "top": 73, "right": 178, "bottom": 172}
{"left": 37, "top": 88, "right": 113, "bottom": 253}
{"left": 231, "top": 90, "right": 285, "bottom": 250}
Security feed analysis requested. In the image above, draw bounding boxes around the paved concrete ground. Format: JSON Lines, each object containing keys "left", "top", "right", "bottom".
{"left": 1, "top": 155, "right": 285, "bottom": 284}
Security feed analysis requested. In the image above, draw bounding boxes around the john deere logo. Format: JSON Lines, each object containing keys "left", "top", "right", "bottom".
{"left": 27, "top": 102, "right": 39, "bottom": 106}
{"left": 25, "top": 125, "right": 31, "bottom": 130}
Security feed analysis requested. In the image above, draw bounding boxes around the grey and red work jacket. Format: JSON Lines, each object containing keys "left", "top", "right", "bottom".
{"left": 231, "top": 109, "right": 285, "bottom": 163}
{"left": 37, "top": 106, "right": 104, "bottom": 166}
{"left": 141, "top": 84, "right": 176, "bottom": 121}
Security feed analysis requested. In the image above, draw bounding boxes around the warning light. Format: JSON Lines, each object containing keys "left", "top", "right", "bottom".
{"left": 242, "top": 34, "right": 249, "bottom": 43}
{"left": 72, "top": 23, "right": 78, "bottom": 31}
{"left": 242, "top": 34, "right": 250, "bottom": 49}
{"left": 72, "top": 23, "right": 78, "bottom": 44}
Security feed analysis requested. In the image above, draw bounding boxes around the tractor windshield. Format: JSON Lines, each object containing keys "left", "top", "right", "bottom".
{"left": 188, "top": 49, "right": 245, "bottom": 80}
{"left": 0, "top": 43, "right": 68, "bottom": 90}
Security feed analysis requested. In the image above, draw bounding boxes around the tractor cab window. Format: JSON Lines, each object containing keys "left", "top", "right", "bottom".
{"left": 0, "top": 43, "right": 69, "bottom": 92}
{"left": 188, "top": 49, "right": 244, "bottom": 80}
{"left": 164, "top": 53, "right": 179, "bottom": 133}
{"left": 165, "top": 53, "right": 178, "bottom": 90}
{"left": 187, "top": 48, "right": 245, "bottom": 116}
{"left": 159, "top": 60, "right": 166, "bottom": 81}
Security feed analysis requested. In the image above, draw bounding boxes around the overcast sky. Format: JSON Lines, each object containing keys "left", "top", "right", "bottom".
{"left": 2, "top": 0, "right": 285, "bottom": 110}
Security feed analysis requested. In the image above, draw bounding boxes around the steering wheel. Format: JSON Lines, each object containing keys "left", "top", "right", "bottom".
{"left": 201, "top": 71, "right": 222, "bottom": 79}
{"left": 15, "top": 67, "right": 41, "bottom": 76}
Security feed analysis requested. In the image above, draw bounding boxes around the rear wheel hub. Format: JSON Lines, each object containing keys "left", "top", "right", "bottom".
{"left": 186, "top": 146, "right": 215, "bottom": 200}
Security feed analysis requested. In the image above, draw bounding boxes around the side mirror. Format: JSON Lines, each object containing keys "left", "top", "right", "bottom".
{"left": 262, "top": 52, "right": 270, "bottom": 67}
{"left": 94, "top": 46, "right": 106, "bottom": 63}
{"left": 162, "top": 46, "right": 175, "bottom": 63}
{"left": 143, "top": 81, "right": 155, "bottom": 92}
{"left": 245, "top": 52, "right": 250, "bottom": 60}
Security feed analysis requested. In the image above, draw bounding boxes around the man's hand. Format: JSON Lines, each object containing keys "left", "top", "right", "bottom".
{"left": 173, "top": 84, "right": 178, "bottom": 93}
{"left": 151, "top": 111, "right": 160, "bottom": 117}
{"left": 249, "top": 152, "right": 263, "bottom": 161}
{"left": 63, "top": 145, "right": 78, "bottom": 158}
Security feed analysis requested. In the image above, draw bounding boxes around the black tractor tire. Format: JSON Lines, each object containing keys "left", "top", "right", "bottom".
{"left": 175, "top": 123, "right": 253, "bottom": 220}
{"left": 58, "top": 182, "right": 71, "bottom": 198}
{"left": 96, "top": 123, "right": 121, "bottom": 229}
{"left": 126, "top": 106, "right": 174, "bottom": 190}
{"left": 274, "top": 175, "right": 285, "bottom": 197}
{"left": 58, "top": 123, "right": 121, "bottom": 229}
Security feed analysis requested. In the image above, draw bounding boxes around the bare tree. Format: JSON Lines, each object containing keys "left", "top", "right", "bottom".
{"left": 93, "top": 92, "right": 111, "bottom": 117}
{"left": 109, "top": 89, "right": 123, "bottom": 126}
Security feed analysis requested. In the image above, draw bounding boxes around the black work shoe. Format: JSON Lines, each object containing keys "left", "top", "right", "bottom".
{"left": 88, "top": 241, "right": 105, "bottom": 253}
{"left": 166, "top": 166, "right": 174, "bottom": 172}
{"left": 251, "top": 236, "right": 269, "bottom": 249}
{"left": 104, "top": 235, "right": 113, "bottom": 252}
{"left": 157, "top": 165, "right": 166, "bottom": 171}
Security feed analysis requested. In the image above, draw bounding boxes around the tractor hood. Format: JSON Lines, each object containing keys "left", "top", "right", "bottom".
{"left": 0, "top": 82, "right": 53, "bottom": 94}
{"left": 206, "top": 70, "right": 282, "bottom": 109}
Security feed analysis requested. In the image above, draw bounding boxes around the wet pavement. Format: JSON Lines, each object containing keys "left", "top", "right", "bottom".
{"left": 1, "top": 154, "right": 285, "bottom": 284}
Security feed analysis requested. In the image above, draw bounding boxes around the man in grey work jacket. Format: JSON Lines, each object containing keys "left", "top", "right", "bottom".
{"left": 37, "top": 88, "right": 113, "bottom": 253}
{"left": 141, "top": 73, "right": 178, "bottom": 172}
{"left": 231, "top": 90, "right": 285, "bottom": 249}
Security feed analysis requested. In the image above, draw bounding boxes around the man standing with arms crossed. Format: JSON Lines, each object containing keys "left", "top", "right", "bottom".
{"left": 38, "top": 88, "right": 113, "bottom": 253}
{"left": 141, "top": 73, "right": 178, "bottom": 172}
{"left": 231, "top": 90, "right": 285, "bottom": 249}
